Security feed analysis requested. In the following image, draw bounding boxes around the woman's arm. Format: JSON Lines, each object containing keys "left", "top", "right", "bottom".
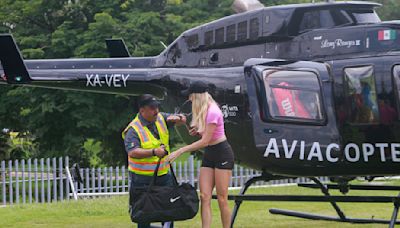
{"left": 165, "top": 123, "right": 216, "bottom": 162}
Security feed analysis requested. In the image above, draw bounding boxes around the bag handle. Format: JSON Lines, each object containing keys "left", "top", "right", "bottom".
{"left": 148, "top": 159, "right": 179, "bottom": 190}
{"left": 149, "top": 158, "right": 162, "bottom": 189}
{"left": 168, "top": 161, "right": 179, "bottom": 186}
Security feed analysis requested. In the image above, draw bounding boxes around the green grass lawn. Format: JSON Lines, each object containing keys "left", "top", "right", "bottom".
{"left": 0, "top": 180, "right": 399, "bottom": 227}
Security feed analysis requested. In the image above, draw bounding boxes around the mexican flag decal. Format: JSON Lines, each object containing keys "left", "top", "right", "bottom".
{"left": 378, "top": 29, "right": 396, "bottom": 41}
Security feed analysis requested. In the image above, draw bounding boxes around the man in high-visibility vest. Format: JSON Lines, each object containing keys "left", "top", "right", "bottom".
{"left": 123, "top": 94, "right": 186, "bottom": 228}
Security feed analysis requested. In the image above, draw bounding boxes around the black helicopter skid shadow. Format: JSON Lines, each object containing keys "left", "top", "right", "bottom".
{"left": 216, "top": 174, "right": 400, "bottom": 228}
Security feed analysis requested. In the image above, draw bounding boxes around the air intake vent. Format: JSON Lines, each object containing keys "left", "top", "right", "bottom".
{"left": 232, "top": 0, "right": 264, "bottom": 14}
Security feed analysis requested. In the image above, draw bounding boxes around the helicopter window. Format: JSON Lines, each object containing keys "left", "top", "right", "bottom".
{"left": 393, "top": 65, "right": 400, "bottom": 120}
{"left": 347, "top": 9, "right": 380, "bottom": 24}
{"left": 263, "top": 70, "right": 324, "bottom": 122}
{"left": 299, "top": 11, "right": 321, "bottom": 32}
{"left": 344, "top": 66, "right": 379, "bottom": 124}
{"left": 226, "top": 24, "right": 236, "bottom": 43}
{"left": 215, "top": 27, "right": 225, "bottom": 45}
{"left": 237, "top": 21, "right": 247, "bottom": 41}
{"left": 249, "top": 18, "right": 259, "bottom": 40}
{"left": 205, "top": 30, "right": 214, "bottom": 47}
{"left": 329, "top": 9, "right": 353, "bottom": 27}
{"left": 185, "top": 34, "right": 199, "bottom": 50}
{"left": 299, "top": 10, "right": 335, "bottom": 33}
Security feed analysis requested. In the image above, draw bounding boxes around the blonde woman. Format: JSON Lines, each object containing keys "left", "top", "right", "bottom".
{"left": 166, "top": 81, "right": 234, "bottom": 228}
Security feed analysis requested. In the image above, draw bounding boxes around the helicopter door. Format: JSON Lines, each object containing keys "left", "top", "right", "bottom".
{"left": 244, "top": 60, "right": 340, "bottom": 169}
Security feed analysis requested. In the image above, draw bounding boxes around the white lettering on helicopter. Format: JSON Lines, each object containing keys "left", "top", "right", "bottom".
{"left": 321, "top": 39, "right": 361, "bottom": 49}
{"left": 264, "top": 138, "right": 400, "bottom": 163}
{"left": 221, "top": 104, "right": 239, "bottom": 118}
{"left": 85, "top": 74, "right": 130, "bottom": 87}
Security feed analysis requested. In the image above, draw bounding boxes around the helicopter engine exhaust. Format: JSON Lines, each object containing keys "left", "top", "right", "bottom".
{"left": 232, "top": 0, "right": 264, "bottom": 13}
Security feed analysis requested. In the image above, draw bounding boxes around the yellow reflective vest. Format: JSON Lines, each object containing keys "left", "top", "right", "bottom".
{"left": 122, "top": 113, "right": 170, "bottom": 176}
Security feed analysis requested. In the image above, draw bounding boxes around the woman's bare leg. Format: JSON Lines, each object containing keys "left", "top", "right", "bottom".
{"left": 199, "top": 167, "right": 215, "bottom": 228}
{"left": 215, "top": 169, "right": 232, "bottom": 228}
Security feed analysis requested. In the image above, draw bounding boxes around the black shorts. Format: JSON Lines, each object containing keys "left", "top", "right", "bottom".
{"left": 202, "top": 140, "right": 234, "bottom": 170}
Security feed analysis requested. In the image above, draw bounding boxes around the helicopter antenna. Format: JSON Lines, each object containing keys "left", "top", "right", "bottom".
{"left": 160, "top": 41, "right": 167, "bottom": 49}
{"left": 232, "top": 0, "right": 264, "bottom": 14}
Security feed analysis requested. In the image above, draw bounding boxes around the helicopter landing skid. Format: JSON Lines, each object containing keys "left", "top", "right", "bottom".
{"left": 270, "top": 177, "right": 400, "bottom": 227}
{"left": 224, "top": 175, "right": 400, "bottom": 228}
{"left": 224, "top": 173, "right": 290, "bottom": 228}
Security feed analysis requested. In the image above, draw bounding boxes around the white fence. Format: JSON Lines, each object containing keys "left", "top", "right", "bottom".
{"left": 1, "top": 156, "right": 326, "bottom": 206}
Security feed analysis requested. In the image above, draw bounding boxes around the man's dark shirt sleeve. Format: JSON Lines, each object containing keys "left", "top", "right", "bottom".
{"left": 124, "top": 128, "right": 141, "bottom": 155}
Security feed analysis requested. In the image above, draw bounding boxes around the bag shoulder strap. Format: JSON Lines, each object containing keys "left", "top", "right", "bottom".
{"left": 148, "top": 159, "right": 178, "bottom": 191}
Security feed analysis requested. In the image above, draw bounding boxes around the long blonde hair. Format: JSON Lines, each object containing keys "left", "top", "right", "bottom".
{"left": 190, "top": 92, "right": 216, "bottom": 133}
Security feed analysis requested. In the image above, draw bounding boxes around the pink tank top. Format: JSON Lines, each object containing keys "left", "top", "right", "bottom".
{"left": 205, "top": 103, "right": 225, "bottom": 141}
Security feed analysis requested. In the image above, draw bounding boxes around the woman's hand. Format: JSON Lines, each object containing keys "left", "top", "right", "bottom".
{"left": 189, "top": 127, "right": 198, "bottom": 136}
{"left": 165, "top": 149, "right": 184, "bottom": 163}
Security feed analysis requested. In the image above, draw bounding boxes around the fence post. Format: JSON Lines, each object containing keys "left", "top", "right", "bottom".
{"left": 234, "top": 165, "right": 238, "bottom": 187}
{"left": 52, "top": 158, "right": 57, "bottom": 201}
{"left": 15, "top": 160, "right": 19, "bottom": 204}
{"left": 116, "top": 167, "right": 120, "bottom": 193}
{"left": 28, "top": 158, "right": 32, "bottom": 203}
{"left": 79, "top": 168, "right": 84, "bottom": 193}
{"left": 59, "top": 157, "right": 63, "bottom": 201}
{"left": 74, "top": 168, "right": 78, "bottom": 195}
{"left": 189, "top": 156, "right": 194, "bottom": 186}
{"left": 2, "top": 160, "right": 6, "bottom": 206}
{"left": 40, "top": 158, "right": 44, "bottom": 203}
{"left": 66, "top": 157, "right": 70, "bottom": 201}
{"left": 21, "top": 159, "right": 26, "bottom": 204}
{"left": 104, "top": 167, "right": 108, "bottom": 193}
{"left": 86, "top": 168, "right": 90, "bottom": 193}
{"left": 97, "top": 168, "right": 101, "bottom": 192}
{"left": 109, "top": 167, "right": 113, "bottom": 193}
{"left": 178, "top": 162, "right": 182, "bottom": 184}
{"left": 8, "top": 160, "right": 13, "bottom": 205}
{"left": 186, "top": 161, "right": 189, "bottom": 183}
{"left": 46, "top": 158, "right": 51, "bottom": 203}
{"left": 122, "top": 166, "right": 126, "bottom": 192}
{"left": 91, "top": 168, "right": 95, "bottom": 194}
{"left": 34, "top": 159, "right": 38, "bottom": 203}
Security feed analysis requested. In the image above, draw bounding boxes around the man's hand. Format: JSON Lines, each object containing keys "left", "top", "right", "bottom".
{"left": 178, "top": 114, "right": 187, "bottom": 124}
{"left": 167, "top": 114, "right": 186, "bottom": 125}
{"left": 154, "top": 146, "right": 167, "bottom": 158}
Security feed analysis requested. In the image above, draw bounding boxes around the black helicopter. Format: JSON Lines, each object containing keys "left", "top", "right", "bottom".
{"left": 1, "top": 0, "right": 400, "bottom": 226}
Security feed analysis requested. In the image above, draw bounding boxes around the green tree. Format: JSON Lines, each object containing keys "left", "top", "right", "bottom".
{"left": 75, "top": 12, "right": 121, "bottom": 57}
{"left": 0, "top": 131, "right": 9, "bottom": 161}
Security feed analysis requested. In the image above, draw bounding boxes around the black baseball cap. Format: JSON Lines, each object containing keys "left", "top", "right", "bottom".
{"left": 138, "top": 94, "right": 160, "bottom": 108}
{"left": 181, "top": 81, "right": 209, "bottom": 96}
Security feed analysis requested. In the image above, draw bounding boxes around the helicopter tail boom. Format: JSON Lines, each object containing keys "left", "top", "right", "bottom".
{"left": 0, "top": 34, "right": 168, "bottom": 97}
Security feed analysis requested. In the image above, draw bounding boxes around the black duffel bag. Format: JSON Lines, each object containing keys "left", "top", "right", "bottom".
{"left": 129, "top": 159, "right": 199, "bottom": 223}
